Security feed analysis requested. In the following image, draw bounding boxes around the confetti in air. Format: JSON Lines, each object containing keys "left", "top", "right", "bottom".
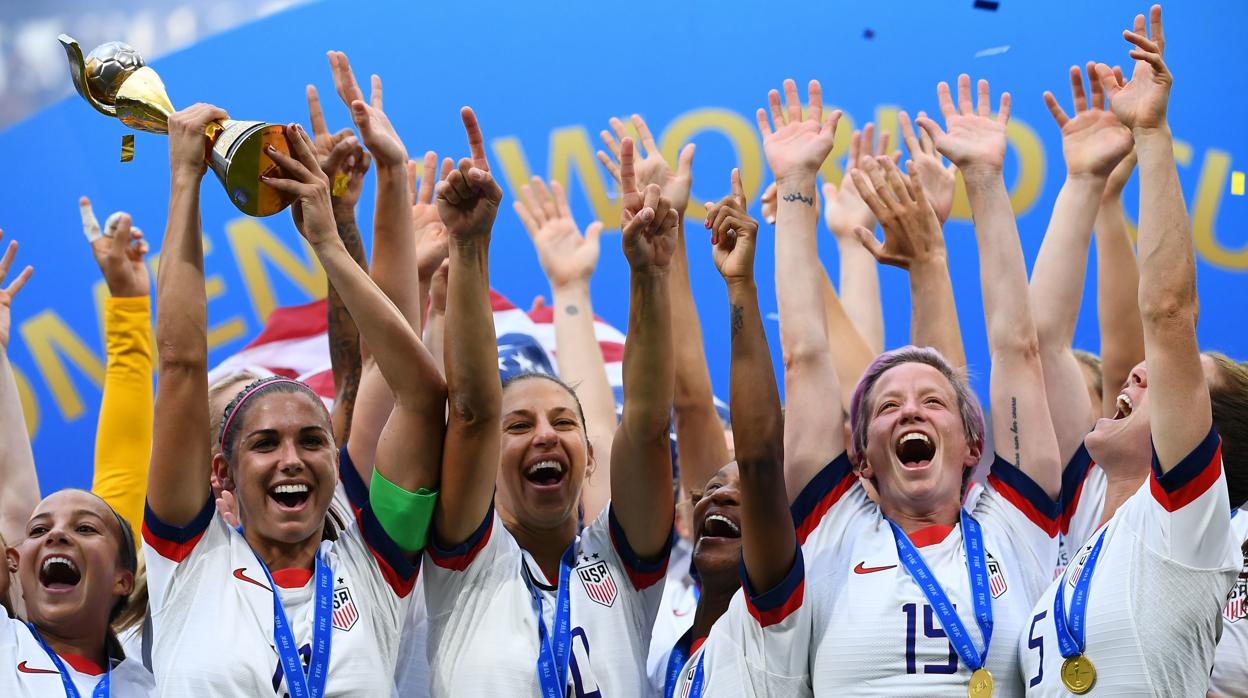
{"left": 974, "top": 45, "right": 1011, "bottom": 58}
{"left": 1232, "top": 171, "right": 1245, "bottom": 196}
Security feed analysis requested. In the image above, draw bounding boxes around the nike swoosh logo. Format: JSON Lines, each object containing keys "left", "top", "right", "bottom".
{"left": 233, "top": 567, "right": 272, "bottom": 591}
{"left": 17, "top": 661, "right": 58, "bottom": 674}
{"left": 854, "top": 562, "right": 898, "bottom": 574}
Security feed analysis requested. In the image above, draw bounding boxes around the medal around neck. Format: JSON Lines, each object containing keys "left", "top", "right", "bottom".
{"left": 1060, "top": 655, "right": 1096, "bottom": 694}
{"left": 59, "top": 35, "right": 294, "bottom": 217}
{"left": 967, "top": 667, "right": 994, "bottom": 698}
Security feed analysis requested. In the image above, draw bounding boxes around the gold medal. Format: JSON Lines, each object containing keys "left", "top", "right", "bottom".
{"left": 967, "top": 667, "right": 994, "bottom": 697}
{"left": 1060, "top": 655, "right": 1096, "bottom": 694}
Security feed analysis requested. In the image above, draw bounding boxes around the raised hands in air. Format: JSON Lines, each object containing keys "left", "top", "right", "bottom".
{"left": 897, "top": 110, "right": 957, "bottom": 223}
{"left": 80, "top": 196, "right": 150, "bottom": 298}
{"left": 515, "top": 176, "right": 604, "bottom": 289}
{"left": 1095, "top": 5, "right": 1170, "bottom": 131}
{"left": 306, "top": 82, "right": 370, "bottom": 212}
{"left": 436, "top": 108, "right": 503, "bottom": 241}
{"left": 706, "top": 168, "right": 759, "bottom": 287}
{"left": 328, "top": 51, "right": 407, "bottom": 170}
{"left": 598, "top": 114, "right": 695, "bottom": 217}
{"left": 618, "top": 138, "right": 678, "bottom": 273}
{"left": 1044, "top": 63, "right": 1133, "bottom": 178}
{"left": 850, "top": 157, "right": 946, "bottom": 270}
{"left": 821, "top": 123, "right": 897, "bottom": 238}
{"left": 0, "top": 231, "right": 33, "bottom": 351}
{"left": 408, "top": 152, "right": 454, "bottom": 280}
{"left": 917, "top": 74, "right": 1010, "bottom": 176}
{"left": 261, "top": 124, "right": 337, "bottom": 247}
{"left": 757, "top": 79, "right": 842, "bottom": 183}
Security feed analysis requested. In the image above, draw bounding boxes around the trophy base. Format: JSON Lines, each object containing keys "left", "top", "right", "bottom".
{"left": 208, "top": 120, "right": 296, "bottom": 217}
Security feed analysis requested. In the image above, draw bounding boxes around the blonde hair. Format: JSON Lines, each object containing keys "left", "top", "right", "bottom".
{"left": 1205, "top": 352, "right": 1248, "bottom": 509}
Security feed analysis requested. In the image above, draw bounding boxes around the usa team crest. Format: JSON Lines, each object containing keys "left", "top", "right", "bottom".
{"left": 332, "top": 584, "right": 359, "bottom": 631}
{"left": 986, "top": 554, "right": 1008, "bottom": 598}
{"left": 1224, "top": 546, "right": 1248, "bottom": 624}
{"left": 577, "top": 558, "right": 618, "bottom": 607}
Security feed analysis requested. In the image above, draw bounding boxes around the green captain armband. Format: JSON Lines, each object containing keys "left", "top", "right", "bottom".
{"left": 369, "top": 468, "right": 438, "bottom": 554}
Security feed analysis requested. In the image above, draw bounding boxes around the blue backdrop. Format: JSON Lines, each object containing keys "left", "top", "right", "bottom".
{"left": 2, "top": 0, "right": 1245, "bottom": 495}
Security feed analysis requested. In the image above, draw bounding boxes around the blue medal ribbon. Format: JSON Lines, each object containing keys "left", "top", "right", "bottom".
{"left": 254, "top": 550, "right": 334, "bottom": 698}
{"left": 25, "top": 623, "right": 110, "bottom": 698}
{"left": 1052, "top": 528, "right": 1107, "bottom": 659}
{"left": 887, "top": 509, "right": 994, "bottom": 674}
{"left": 525, "top": 543, "right": 577, "bottom": 698}
{"left": 663, "top": 628, "right": 694, "bottom": 698}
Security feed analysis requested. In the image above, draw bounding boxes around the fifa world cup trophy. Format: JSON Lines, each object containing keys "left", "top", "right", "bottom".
{"left": 59, "top": 35, "right": 295, "bottom": 217}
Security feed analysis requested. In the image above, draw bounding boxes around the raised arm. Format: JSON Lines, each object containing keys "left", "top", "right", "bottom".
{"left": 83, "top": 198, "right": 154, "bottom": 532}
{"left": 610, "top": 137, "right": 677, "bottom": 557}
{"left": 850, "top": 154, "right": 966, "bottom": 379}
{"left": 708, "top": 169, "right": 793, "bottom": 592}
{"left": 821, "top": 123, "right": 891, "bottom": 353}
{"left": 918, "top": 76, "right": 1060, "bottom": 497}
{"left": 433, "top": 108, "right": 505, "bottom": 546}
{"left": 758, "top": 79, "right": 845, "bottom": 497}
{"left": 326, "top": 53, "right": 423, "bottom": 479}
{"left": 600, "top": 117, "right": 728, "bottom": 502}
{"left": 1097, "top": 6, "right": 1209, "bottom": 469}
{"left": 148, "top": 104, "right": 228, "bottom": 525}
{"left": 0, "top": 232, "right": 36, "bottom": 546}
{"left": 306, "top": 83, "right": 371, "bottom": 446}
{"left": 265, "top": 125, "right": 444, "bottom": 541}
{"left": 1029, "top": 64, "right": 1134, "bottom": 462}
{"left": 422, "top": 259, "right": 450, "bottom": 377}
{"left": 1094, "top": 150, "right": 1144, "bottom": 418}
{"left": 513, "top": 176, "right": 616, "bottom": 521}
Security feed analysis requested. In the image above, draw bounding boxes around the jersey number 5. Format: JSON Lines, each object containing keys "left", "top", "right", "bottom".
{"left": 902, "top": 602, "right": 958, "bottom": 675}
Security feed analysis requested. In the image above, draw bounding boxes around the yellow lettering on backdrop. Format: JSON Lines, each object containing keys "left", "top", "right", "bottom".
{"left": 226, "top": 219, "right": 327, "bottom": 323}
{"left": 493, "top": 128, "right": 623, "bottom": 227}
{"left": 1189, "top": 148, "right": 1246, "bottom": 270}
{"left": 949, "top": 115, "right": 1045, "bottom": 220}
{"left": 19, "top": 310, "right": 105, "bottom": 421}
{"left": 660, "top": 108, "right": 766, "bottom": 220}
{"left": 13, "top": 362, "right": 39, "bottom": 439}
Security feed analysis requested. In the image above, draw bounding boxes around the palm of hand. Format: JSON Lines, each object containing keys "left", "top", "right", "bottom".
{"left": 536, "top": 219, "right": 598, "bottom": 287}
{"left": 358, "top": 106, "right": 406, "bottom": 166}
{"left": 824, "top": 176, "right": 873, "bottom": 236}
{"left": 634, "top": 156, "right": 691, "bottom": 214}
{"left": 1107, "top": 68, "right": 1169, "bottom": 130}
{"left": 764, "top": 121, "right": 834, "bottom": 180}
{"left": 1062, "top": 110, "right": 1133, "bottom": 177}
{"left": 935, "top": 114, "right": 1007, "bottom": 170}
{"left": 911, "top": 155, "right": 956, "bottom": 222}
{"left": 412, "top": 203, "right": 448, "bottom": 277}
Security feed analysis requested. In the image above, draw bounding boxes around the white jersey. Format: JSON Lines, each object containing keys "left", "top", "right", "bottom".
{"left": 142, "top": 450, "right": 417, "bottom": 697}
{"left": 1019, "top": 429, "right": 1238, "bottom": 696}
{"left": 1210, "top": 507, "right": 1248, "bottom": 697}
{"left": 1055, "top": 444, "right": 1106, "bottom": 578}
{"left": 794, "top": 452, "right": 1060, "bottom": 696}
{"left": 423, "top": 503, "right": 669, "bottom": 697}
{"left": 669, "top": 547, "right": 812, "bottom": 698}
{"left": 647, "top": 533, "right": 697, "bottom": 694}
{"left": 0, "top": 617, "right": 154, "bottom": 697}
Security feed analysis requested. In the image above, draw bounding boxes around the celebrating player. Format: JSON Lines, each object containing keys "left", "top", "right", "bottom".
{"left": 424, "top": 111, "right": 675, "bottom": 696}
{"left": 1018, "top": 7, "right": 1244, "bottom": 695}
{"left": 764, "top": 74, "right": 1063, "bottom": 695}
{"left": 143, "top": 104, "right": 442, "bottom": 695}
{"left": 662, "top": 167, "right": 811, "bottom": 697}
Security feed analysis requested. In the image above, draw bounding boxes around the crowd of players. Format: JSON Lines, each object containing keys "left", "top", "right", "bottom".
{"left": 0, "top": 4, "right": 1245, "bottom": 696}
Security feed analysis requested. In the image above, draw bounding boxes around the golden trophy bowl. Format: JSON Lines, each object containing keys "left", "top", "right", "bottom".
{"left": 59, "top": 35, "right": 295, "bottom": 218}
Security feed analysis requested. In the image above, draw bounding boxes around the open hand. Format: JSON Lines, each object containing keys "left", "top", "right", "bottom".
{"left": 1044, "top": 63, "right": 1133, "bottom": 178}
{"left": 407, "top": 152, "right": 453, "bottom": 280}
{"left": 328, "top": 51, "right": 408, "bottom": 169}
{"left": 435, "top": 108, "right": 503, "bottom": 242}
{"left": 916, "top": 75, "right": 1011, "bottom": 176}
{"left": 261, "top": 124, "right": 336, "bottom": 247}
{"left": 756, "top": 79, "right": 842, "bottom": 183}
{"left": 515, "top": 175, "right": 603, "bottom": 289}
{"left": 598, "top": 114, "right": 695, "bottom": 217}
{"left": 81, "top": 196, "right": 150, "bottom": 298}
{"left": 821, "top": 123, "right": 896, "bottom": 238}
{"left": 306, "top": 84, "right": 371, "bottom": 213}
{"left": 0, "top": 231, "right": 34, "bottom": 350}
{"left": 706, "top": 168, "right": 759, "bottom": 285}
{"left": 1095, "top": 6, "right": 1171, "bottom": 132}
{"left": 897, "top": 110, "right": 957, "bottom": 222}
{"left": 619, "top": 138, "right": 677, "bottom": 272}
{"left": 850, "top": 156, "right": 947, "bottom": 270}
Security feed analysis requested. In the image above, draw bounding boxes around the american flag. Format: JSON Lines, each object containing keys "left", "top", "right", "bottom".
{"left": 332, "top": 585, "right": 358, "bottom": 631}
{"left": 577, "top": 560, "right": 618, "bottom": 607}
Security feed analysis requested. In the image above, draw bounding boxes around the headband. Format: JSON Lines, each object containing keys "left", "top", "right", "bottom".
{"left": 218, "top": 378, "right": 306, "bottom": 451}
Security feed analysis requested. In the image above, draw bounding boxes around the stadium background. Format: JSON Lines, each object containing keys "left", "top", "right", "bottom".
{"left": 0, "top": 0, "right": 1244, "bottom": 494}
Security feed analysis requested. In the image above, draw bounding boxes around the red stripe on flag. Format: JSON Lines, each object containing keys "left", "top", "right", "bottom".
{"left": 244, "top": 299, "right": 328, "bottom": 348}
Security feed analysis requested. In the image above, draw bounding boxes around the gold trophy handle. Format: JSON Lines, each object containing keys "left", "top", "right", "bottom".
{"left": 58, "top": 35, "right": 116, "bottom": 117}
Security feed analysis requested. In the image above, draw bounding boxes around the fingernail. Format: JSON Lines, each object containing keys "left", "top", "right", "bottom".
{"left": 640, "top": 209, "right": 654, "bottom": 222}
{"left": 470, "top": 169, "right": 485, "bottom": 181}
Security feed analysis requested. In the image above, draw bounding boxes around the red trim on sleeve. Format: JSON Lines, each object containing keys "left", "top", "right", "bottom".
{"left": 428, "top": 511, "right": 494, "bottom": 572}
{"left": 988, "top": 473, "right": 1060, "bottom": 538}
{"left": 795, "top": 474, "right": 855, "bottom": 545}
{"left": 745, "top": 578, "right": 806, "bottom": 628}
{"left": 1151, "top": 444, "right": 1223, "bottom": 512}
{"left": 141, "top": 523, "right": 207, "bottom": 563}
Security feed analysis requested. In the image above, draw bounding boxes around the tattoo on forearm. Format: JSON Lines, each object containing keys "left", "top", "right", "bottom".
{"left": 1010, "top": 396, "right": 1020, "bottom": 467}
{"left": 730, "top": 304, "right": 744, "bottom": 339}
{"left": 336, "top": 218, "right": 368, "bottom": 270}
{"left": 782, "top": 191, "right": 814, "bottom": 207}
{"left": 565, "top": 305, "right": 579, "bottom": 316}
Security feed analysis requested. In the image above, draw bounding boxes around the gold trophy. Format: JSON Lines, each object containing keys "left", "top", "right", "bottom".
{"left": 59, "top": 35, "right": 294, "bottom": 217}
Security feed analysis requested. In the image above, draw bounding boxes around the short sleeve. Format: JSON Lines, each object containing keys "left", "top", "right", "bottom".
{"left": 140, "top": 497, "right": 221, "bottom": 614}
{"left": 975, "top": 456, "right": 1061, "bottom": 592}
{"left": 790, "top": 453, "right": 871, "bottom": 554}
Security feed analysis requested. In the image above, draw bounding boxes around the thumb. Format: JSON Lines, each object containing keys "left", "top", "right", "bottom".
{"left": 323, "top": 136, "right": 358, "bottom": 179}
{"left": 350, "top": 100, "right": 371, "bottom": 134}
{"left": 585, "top": 221, "right": 604, "bottom": 246}
{"left": 853, "top": 226, "right": 886, "bottom": 261}
{"left": 106, "top": 213, "right": 132, "bottom": 260}
{"left": 677, "top": 143, "right": 696, "bottom": 178}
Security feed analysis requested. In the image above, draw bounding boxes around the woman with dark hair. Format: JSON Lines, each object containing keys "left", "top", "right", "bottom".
{"left": 422, "top": 113, "right": 676, "bottom": 696}
{"left": 143, "top": 106, "right": 443, "bottom": 695}
{"left": 764, "top": 75, "right": 1063, "bottom": 695}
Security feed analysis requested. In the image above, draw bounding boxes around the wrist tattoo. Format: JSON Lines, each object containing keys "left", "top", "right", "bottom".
{"left": 565, "top": 305, "right": 579, "bottom": 316}
{"left": 730, "top": 304, "right": 744, "bottom": 339}
{"left": 782, "top": 191, "right": 814, "bottom": 207}
{"left": 1010, "top": 396, "right": 1020, "bottom": 467}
